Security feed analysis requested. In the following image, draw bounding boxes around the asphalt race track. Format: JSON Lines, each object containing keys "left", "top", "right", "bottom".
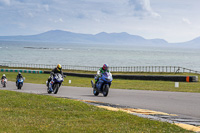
{"left": 1, "top": 81, "right": 200, "bottom": 127}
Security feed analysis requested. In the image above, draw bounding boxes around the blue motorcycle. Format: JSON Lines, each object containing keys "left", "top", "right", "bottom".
{"left": 17, "top": 77, "right": 24, "bottom": 89}
{"left": 91, "top": 72, "right": 113, "bottom": 97}
{"left": 47, "top": 73, "right": 65, "bottom": 94}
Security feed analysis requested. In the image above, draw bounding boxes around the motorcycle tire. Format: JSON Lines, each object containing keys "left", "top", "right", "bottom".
{"left": 103, "top": 84, "right": 109, "bottom": 97}
{"left": 18, "top": 84, "right": 21, "bottom": 89}
{"left": 3, "top": 82, "right": 6, "bottom": 87}
{"left": 47, "top": 87, "right": 51, "bottom": 94}
{"left": 53, "top": 84, "right": 59, "bottom": 94}
{"left": 93, "top": 88, "right": 99, "bottom": 96}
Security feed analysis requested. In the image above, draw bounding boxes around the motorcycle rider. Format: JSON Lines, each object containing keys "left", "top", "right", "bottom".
{"left": 94, "top": 64, "right": 110, "bottom": 85}
{"left": 1, "top": 74, "right": 7, "bottom": 84}
{"left": 1, "top": 74, "right": 6, "bottom": 80}
{"left": 47, "top": 64, "right": 64, "bottom": 92}
{"left": 16, "top": 72, "right": 23, "bottom": 86}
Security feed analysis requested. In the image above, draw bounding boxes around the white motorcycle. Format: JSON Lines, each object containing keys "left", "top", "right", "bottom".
{"left": 1, "top": 78, "right": 7, "bottom": 87}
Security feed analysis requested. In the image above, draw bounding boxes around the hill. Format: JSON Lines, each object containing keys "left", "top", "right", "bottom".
{"left": 0, "top": 30, "right": 200, "bottom": 47}
{"left": 0, "top": 30, "right": 168, "bottom": 46}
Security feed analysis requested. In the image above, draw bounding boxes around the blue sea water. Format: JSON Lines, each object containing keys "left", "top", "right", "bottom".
{"left": 0, "top": 41, "right": 200, "bottom": 71}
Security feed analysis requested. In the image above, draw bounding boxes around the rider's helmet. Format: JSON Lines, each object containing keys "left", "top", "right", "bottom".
{"left": 3, "top": 74, "right": 5, "bottom": 77}
{"left": 57, "top": 64, "right": 62, "bottom": 72}
{"left": 102, "top": 64, "right": 109, "bottom": 71}
{"left": 18, "top": 72, "right": 21, "bottom": 75}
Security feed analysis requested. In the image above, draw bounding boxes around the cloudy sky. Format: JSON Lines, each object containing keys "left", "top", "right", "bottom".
{"left": 0, "top": 0, "right": 200, "bottom": 43}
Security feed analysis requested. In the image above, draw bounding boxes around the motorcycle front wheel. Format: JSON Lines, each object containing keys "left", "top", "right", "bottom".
{"left": 103, "top": 85, "right": 109, "bottom": 97}
{"left": 3, "top": 82, "right": 6, "bottom": 87}
{"left": 18, "top": 83, "right": 21, "bottom": 89}
{"left": 53, "top": 84, "right": 60, "bottom": 94}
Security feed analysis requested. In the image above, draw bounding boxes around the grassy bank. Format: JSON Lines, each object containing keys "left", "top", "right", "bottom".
{"left": 1, "top": 71, "right": 200, "bottom": 93}
{"left": 0, "top": 90, "right": 192, "bottom": 132}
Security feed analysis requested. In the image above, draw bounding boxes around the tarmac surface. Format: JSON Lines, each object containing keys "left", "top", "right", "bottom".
{"left": 1, "top": 81, "right": 200, "bottom": 130}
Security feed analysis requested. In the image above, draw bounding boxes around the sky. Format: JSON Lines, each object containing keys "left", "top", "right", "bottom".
{"left": 0, "top": 0, "right": 200, "bottom": 43}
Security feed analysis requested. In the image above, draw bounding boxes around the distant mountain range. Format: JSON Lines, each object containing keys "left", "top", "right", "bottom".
{"left": 0, "top": 30, "right": 199, "bottom": 47}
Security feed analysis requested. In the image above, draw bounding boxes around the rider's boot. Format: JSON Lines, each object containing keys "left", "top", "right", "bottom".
{"left": 94, "top": 79, "right": 98, "bottom": 89}
{"left": 49, "top": 81, "right": 54, "bottom": 92}
{"left": 47, "top": 77, "right": 51, "bottom": 87}
{"left": 46, "top": 81, "right": 48, "bottom": 87}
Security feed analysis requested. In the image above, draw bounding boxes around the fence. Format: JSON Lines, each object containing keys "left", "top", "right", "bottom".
{"left": 0, "top": 63, "right": 200, "bottom": 74}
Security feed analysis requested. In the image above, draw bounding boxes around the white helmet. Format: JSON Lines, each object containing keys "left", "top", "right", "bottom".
{"left": 3, "top": 74, "right": 5, "bottom": 76}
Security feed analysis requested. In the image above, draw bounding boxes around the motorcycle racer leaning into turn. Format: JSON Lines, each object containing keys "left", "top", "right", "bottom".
{"left": 1, "top": 74, "right": 6, "bottom": 80}
{"left": 94, "top": 64, "right": 110, "bottom": 86}
{"left": 16, "top": 72, "right": 23, "bottom": 86}
{"left": 1, "top": 74, "right": 7, "bottom": 84}
{"left": 47, "top": 64, "right": 64, "bottom": 92}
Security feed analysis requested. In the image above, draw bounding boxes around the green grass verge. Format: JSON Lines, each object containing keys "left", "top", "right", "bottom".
{"left": 0, "top": 90, "right": 192, "bottom": 132}
{"left": 1, "top": 71, "right": 200, "bottom": 93}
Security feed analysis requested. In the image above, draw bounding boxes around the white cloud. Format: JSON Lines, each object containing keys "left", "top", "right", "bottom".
{"left": 27, "top": 12, "right": 34, "bottom": 18}
{"left": 12, "top": 22, "right": 26, "bottom": 29}
{"left": 129, "top": 0, "right": 161, "bottom": 18}
{"left": 43, "top": 4, "right": 49, "bottom": 11}
{"left": 58, "top": 18, "right": 63, "bottom": 22}
{"left": 49, "top": 18, "right": 64, "bottom": 23}
{"left": 0, "top": 0, "right": 200, "bottom": 43}
{"left": 0, "top": 0, "right": 10, "bottom": 5}
{"left": 182, "top": 17, "right": 191, "bottom": 25}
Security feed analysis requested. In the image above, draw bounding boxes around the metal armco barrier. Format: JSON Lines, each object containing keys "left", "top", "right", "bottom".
{"left": 0, "top": 69, "right": 43, "bottom": 74}
{"left": 44, "top": 71, "right": 198, "bottom": 82}
{"left": 113, "top": 75, "right": 198, "bottom": 82}
{"left": 0, "top": 69, "right": 198, "bottom": 82}
{"left": 1, "top": 63, "right": 200, "bottom": 74}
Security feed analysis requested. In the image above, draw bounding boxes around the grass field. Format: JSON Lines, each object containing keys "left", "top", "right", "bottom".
{"left": 0, "top": 90, "right": 193, "bottom": 133}
{"left": 1, "top": 71, "right": 200, "bottom": 93}
{"left": 0, "top": 68, "right": 198, "bottom": 132}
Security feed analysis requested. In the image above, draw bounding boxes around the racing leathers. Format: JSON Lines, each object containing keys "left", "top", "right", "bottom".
{"left": 47, "top": 68, "right": 64, "bottom": 92}
{"left": 16, "top": 74, "right": 23, "bottom": 85}
{"left": 95, "top": 67, "right": 110, "bottom": 83}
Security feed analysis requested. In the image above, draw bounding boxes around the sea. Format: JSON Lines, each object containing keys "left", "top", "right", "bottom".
{"left": 0, "top": 41, "right": 200, "bottom": 71}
